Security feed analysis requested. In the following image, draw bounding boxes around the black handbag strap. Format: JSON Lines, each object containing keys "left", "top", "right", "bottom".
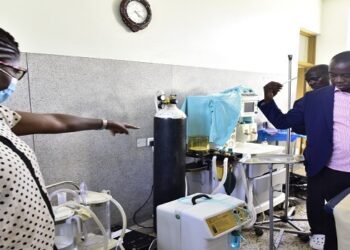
{"left": 0, "top": 135, "right": 55, "bottom": 221}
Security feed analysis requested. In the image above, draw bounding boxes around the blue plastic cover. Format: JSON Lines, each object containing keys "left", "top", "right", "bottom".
{"left": 181, "top": 86, "right": 252, "bottom": 146}
{"left": 257, "top": 129, "right": 305, "bottom": 142}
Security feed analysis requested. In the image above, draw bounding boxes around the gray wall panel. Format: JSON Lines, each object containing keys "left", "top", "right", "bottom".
{"left": 16, "top": 53, "right": 283, "bottom": 225}
{"left": 26, "top": 53, "right": 171, "bottom": 224}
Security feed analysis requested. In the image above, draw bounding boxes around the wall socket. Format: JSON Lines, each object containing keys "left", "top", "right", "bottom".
{"left": 137, "top": 137, "right": 154, "bottom": 148}
{"left": 147, "top": 137, "right": 154, "bottom": 147}
{"left": 137, "top": 138, "right": 147, "bottom": 147}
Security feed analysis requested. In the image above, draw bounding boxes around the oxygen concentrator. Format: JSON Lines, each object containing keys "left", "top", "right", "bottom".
{"left": 157, "top": 193, "right": 251, "bottom": 250}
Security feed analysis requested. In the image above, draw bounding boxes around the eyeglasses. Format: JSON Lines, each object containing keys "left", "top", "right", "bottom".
{"left": 0, "top": 60, "right": 27, "bottom": 80}
{"left": 329, "top": 72, "right": 350, "bottom": 80}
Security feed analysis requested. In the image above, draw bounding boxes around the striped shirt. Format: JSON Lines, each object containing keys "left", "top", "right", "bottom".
{"left": 328, "top": 88, "right": 350, "bottom": 172}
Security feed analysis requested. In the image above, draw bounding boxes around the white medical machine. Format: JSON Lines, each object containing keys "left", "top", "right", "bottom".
{"left": 231, "top": 143, "right": 286, "bottom": 224}
{"left": 157, "top": 193, "right": 251, "bottom": 250}
{"left": 47, "top": 181, "right": 127, "bottom": 250}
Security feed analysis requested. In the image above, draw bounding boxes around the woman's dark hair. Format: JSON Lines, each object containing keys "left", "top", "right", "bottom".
{"left": 0, "top": 28, "right": 20, "bottom": 62}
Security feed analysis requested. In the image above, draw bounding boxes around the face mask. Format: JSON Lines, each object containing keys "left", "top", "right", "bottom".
{"left": 0, "top": 78, "right": 17, "bottom": 103}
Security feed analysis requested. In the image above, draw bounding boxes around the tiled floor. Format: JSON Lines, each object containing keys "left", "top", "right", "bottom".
{"left": 240, "top": 199, "right": 312, "bottom": 249}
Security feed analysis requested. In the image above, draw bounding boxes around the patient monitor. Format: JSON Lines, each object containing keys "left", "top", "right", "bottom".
{"left": 236, "top": 91, "right": 259, "bottom": 142}
{"left": 226, "top": 91, "right": 259, "bottom": 148}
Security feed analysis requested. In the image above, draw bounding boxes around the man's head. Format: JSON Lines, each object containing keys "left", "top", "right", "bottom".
{"left": 305, "top": 64, "right": 329, "bottom": 90}
{"left": 0, "top": 28, "right": 26, "bottom": 91}
{"left": 329, "top": 51, "right": 350, "bottom": 93}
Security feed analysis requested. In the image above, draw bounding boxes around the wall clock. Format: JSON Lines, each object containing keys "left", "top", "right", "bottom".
{"left": 120, "top": 0, "right": 152, "bottom": 32}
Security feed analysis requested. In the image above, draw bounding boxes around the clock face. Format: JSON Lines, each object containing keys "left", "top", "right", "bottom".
{"left": 120, "top": 0, "right": 152, "bottom": 32}
{"left": 126, "top": 1, "right": 148, "bottom": 24}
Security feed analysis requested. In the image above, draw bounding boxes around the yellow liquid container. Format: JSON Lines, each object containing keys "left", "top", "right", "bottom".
{"left": 216, "top": 164, "right": 224, "bottom": 180}
{"left": 188, "top": 136, "right": 209, "bottom": 152}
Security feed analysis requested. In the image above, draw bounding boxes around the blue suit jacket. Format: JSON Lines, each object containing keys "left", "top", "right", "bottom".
{"left": 291, "top": 98, "right": 305, "bottom": 134}
{"left": 258, "top": 86, "right": 335, "bottom": 177}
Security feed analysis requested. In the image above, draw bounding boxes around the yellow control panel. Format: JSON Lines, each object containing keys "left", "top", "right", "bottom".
{"left": 206, "top": 206, "right": 250, "bottom": 236}
{"left": 206, "top": 211, "right": 238, "bottom": 236}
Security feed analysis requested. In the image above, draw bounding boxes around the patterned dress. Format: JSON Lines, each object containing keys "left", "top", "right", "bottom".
{"left": 0, "top": 105, "right": 55, "bottom": 249}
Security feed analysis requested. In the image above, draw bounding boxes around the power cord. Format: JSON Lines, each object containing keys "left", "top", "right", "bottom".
{"left": 132, "top": 185, "right": 154, "bottom": 229}
{"left": 148, "top": 238, "right": 157, "bottom": 250}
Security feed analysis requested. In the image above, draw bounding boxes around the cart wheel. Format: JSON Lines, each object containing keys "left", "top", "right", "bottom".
{"left": 255, "top": 228, "right": 264, "bottom": 237}
{"left": 298, "top": 234, "right": 310, "bottom": 243}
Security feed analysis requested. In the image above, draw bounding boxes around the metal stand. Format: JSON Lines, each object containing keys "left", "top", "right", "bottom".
{"left": 240, "top": 154, "right": 308, "bottom": 250}
{"left": 253, "top": 164, "right": 309, "bottom": 250}
{"left": 243, "top": 56, "right": 310, "bottom": 249}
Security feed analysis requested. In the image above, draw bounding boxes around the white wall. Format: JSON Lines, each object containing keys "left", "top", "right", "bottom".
{"left": 0, "top": 0, "right": 321, "bottom": 74}
{"left": 317, "top": 0, "right": 350, "bottom": 64}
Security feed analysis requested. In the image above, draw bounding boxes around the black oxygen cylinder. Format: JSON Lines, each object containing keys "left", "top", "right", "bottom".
{"left": 153, "top": 102, "right": 186, "bottom": 231}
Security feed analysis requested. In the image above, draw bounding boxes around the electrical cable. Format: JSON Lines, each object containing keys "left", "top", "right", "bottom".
{"left": 107, "top": 195, "right": 127, "bottom": 250}
{"left": 132, "top": 185, "right": 154, "bottom": 229}
{"left": 46, "top": 181, "right": 80, "bottom": 190}
{"left": 237, "top": 159, "right": 257, "bottom": 228}
{"left": 148, "top": 238, "right": 157, "bottom": 250}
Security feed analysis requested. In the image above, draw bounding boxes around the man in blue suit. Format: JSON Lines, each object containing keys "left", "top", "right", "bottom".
{"left": 292, "top": 64, "right": 329, "bottom": 135}
{"left": 259, "top": 51, "right": 350, "bottom": 250}
{"left": 290, "top": 64, "right": 330, "bottom": 250}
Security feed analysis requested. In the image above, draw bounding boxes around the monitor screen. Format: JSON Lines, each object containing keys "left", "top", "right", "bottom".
{"left": 244, "top": 102, "right": 255, "bottom": 112}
